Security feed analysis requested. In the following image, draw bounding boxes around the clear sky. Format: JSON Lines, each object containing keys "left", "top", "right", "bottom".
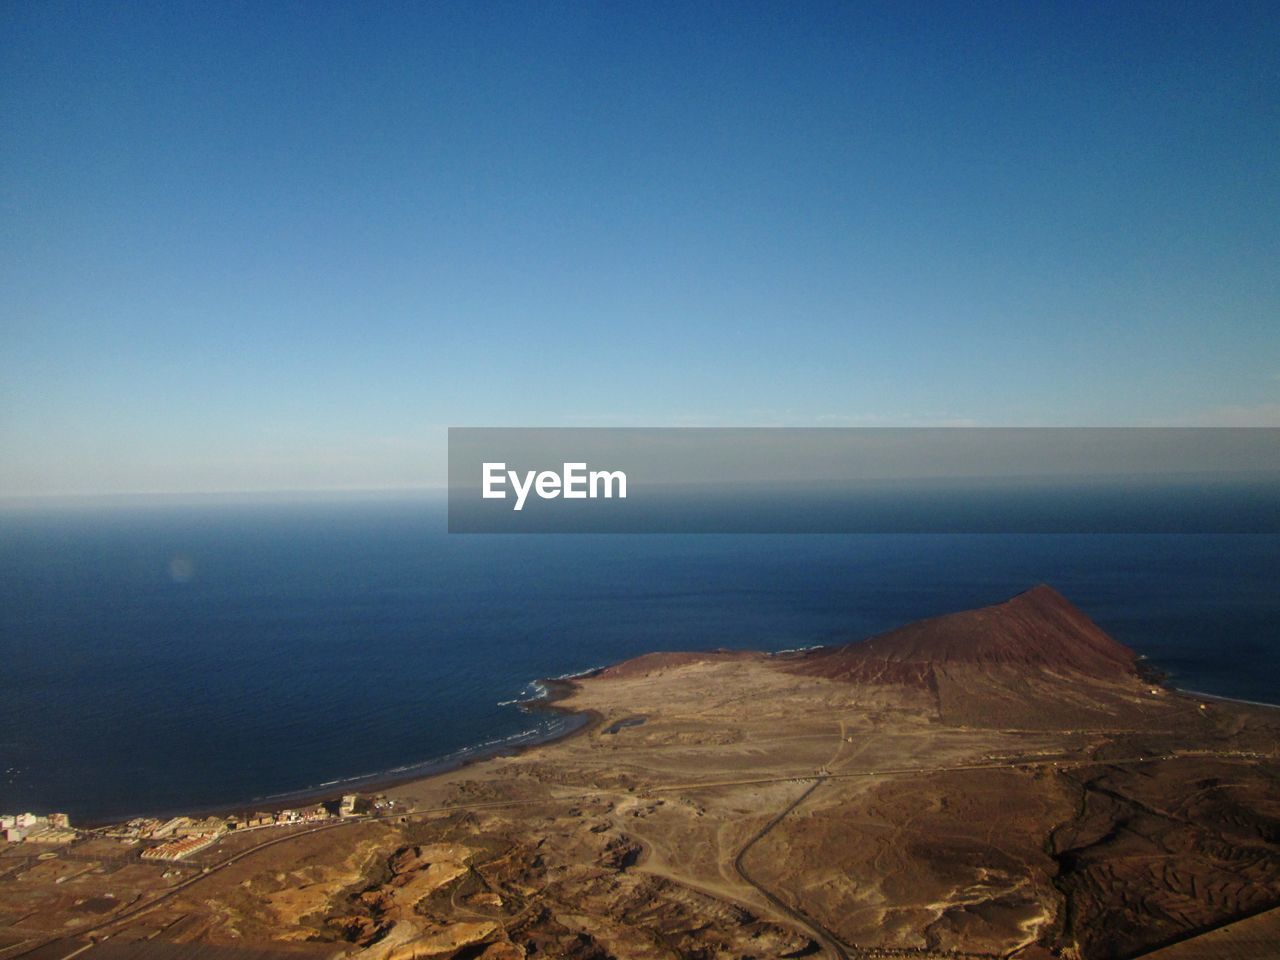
{"left": 2, "top": 1, "right": 1278, "bottom": 496}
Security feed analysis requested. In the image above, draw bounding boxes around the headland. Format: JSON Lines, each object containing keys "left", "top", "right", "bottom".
{"left": 3, "top": 585, "right": 1278, "bottom": 960}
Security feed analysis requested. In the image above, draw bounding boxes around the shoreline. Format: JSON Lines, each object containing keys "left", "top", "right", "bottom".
{"left": 1173, "top": 686, "right": 1280, "bottom": 710}
{"left": 78, "top": 677, "right": 604, "bottom": 829}
{"left": 64, "top": 657, "right": 1280, "bottom": 830}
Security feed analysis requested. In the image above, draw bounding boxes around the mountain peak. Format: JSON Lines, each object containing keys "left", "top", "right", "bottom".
{"left": 793, "top": 585, "right": 1138, "bottom": 682}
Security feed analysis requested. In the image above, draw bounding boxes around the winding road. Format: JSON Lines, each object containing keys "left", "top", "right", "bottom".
{"left": 730, "top": 775, "right": 851, "bottom": 960}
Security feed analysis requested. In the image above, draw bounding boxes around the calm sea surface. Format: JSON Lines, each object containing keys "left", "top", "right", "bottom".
{"left": 1, "top": 497, "right": 1277, "bottom": 822}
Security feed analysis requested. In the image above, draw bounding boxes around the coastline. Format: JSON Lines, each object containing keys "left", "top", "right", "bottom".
{"left": 1174, "top": 687, "right": 1280, "bottom": 710}
{"left": 67, "top": 655, "right": 1280, "bottom": 829}
{"left": 304, "top": 676, "right": 607, "bottom": 808}
{"left": 79, "top": 676, "right": 604, "bottom": 829}
{"left": 17, "top": 589, "right": 1280, "bottom": 960}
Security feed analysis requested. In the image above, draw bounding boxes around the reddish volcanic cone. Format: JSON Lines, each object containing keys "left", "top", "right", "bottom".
{"left": 792, "top": 585, "right": 1138, "bottom": 684}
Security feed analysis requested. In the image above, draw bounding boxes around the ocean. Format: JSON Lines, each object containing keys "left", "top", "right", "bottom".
{"left": 1, "top": 496, "right": 1277, "bottom": 823}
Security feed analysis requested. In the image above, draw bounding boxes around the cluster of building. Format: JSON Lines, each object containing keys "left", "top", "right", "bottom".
{"left": 103, "top": 814, "right": 227, "bottom": 841}
{"left": 103, "top": 804, "right": 340, "bottom": 860}
{"left": 115, "top": 805, "right": 336, "bottom": 861}
{"left": 226, "top": 803, "right": 332, "bottom": 831}
{"left": 1, "top": 811, "right": 75, "bottom": 845}
{"left": 140, "top": 832, "right": 219, "bottom": 861}
{"left": 5, "top": 792, "right": 380, "bottom": 863}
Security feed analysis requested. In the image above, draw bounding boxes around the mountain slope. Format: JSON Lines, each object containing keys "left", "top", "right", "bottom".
{"left": 791, "top": 585, "right": 1138, "bottom": 684}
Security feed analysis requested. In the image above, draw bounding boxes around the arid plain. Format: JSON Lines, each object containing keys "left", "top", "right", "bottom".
{"left": 3, "top": 586, "right": 1279, "bottom": 960}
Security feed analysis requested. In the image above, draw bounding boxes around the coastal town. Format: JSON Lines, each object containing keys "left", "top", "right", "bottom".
{"left": 1, "top": 792, "right": 390, "bottom": 864}
{"left": 0, "top": 813, "right": 75, "bottom": 847}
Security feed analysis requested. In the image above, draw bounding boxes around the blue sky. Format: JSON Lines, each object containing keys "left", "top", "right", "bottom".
{"left": 2, "top": 1, "right": 1278, "bottom": 495}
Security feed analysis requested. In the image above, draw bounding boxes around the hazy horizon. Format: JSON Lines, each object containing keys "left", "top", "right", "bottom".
{"left": 4, "top": 2, "right": 1278, "bottom": 497}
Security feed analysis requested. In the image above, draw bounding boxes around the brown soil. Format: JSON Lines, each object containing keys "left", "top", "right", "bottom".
{"left": 3, "top": 586, "right": 1277, "bottom": 960}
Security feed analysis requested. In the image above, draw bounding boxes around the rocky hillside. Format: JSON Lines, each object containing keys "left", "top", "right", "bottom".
{"left": 790, "top": 584, "right": 1138, "bottom": 684}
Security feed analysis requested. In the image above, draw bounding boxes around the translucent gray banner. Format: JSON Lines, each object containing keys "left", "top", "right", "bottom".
{"left": 447, "top": 428, "right": 1280, "bottom": 533}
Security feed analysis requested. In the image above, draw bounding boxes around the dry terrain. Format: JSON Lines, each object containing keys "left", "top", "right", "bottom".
{"left": 2, "top": 586, "right": 1278, "bottom": 960}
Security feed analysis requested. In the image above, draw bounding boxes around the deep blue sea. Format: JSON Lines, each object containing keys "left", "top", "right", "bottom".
{"left": 1, "top": 496, "right": 1277, "bottom": 823}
